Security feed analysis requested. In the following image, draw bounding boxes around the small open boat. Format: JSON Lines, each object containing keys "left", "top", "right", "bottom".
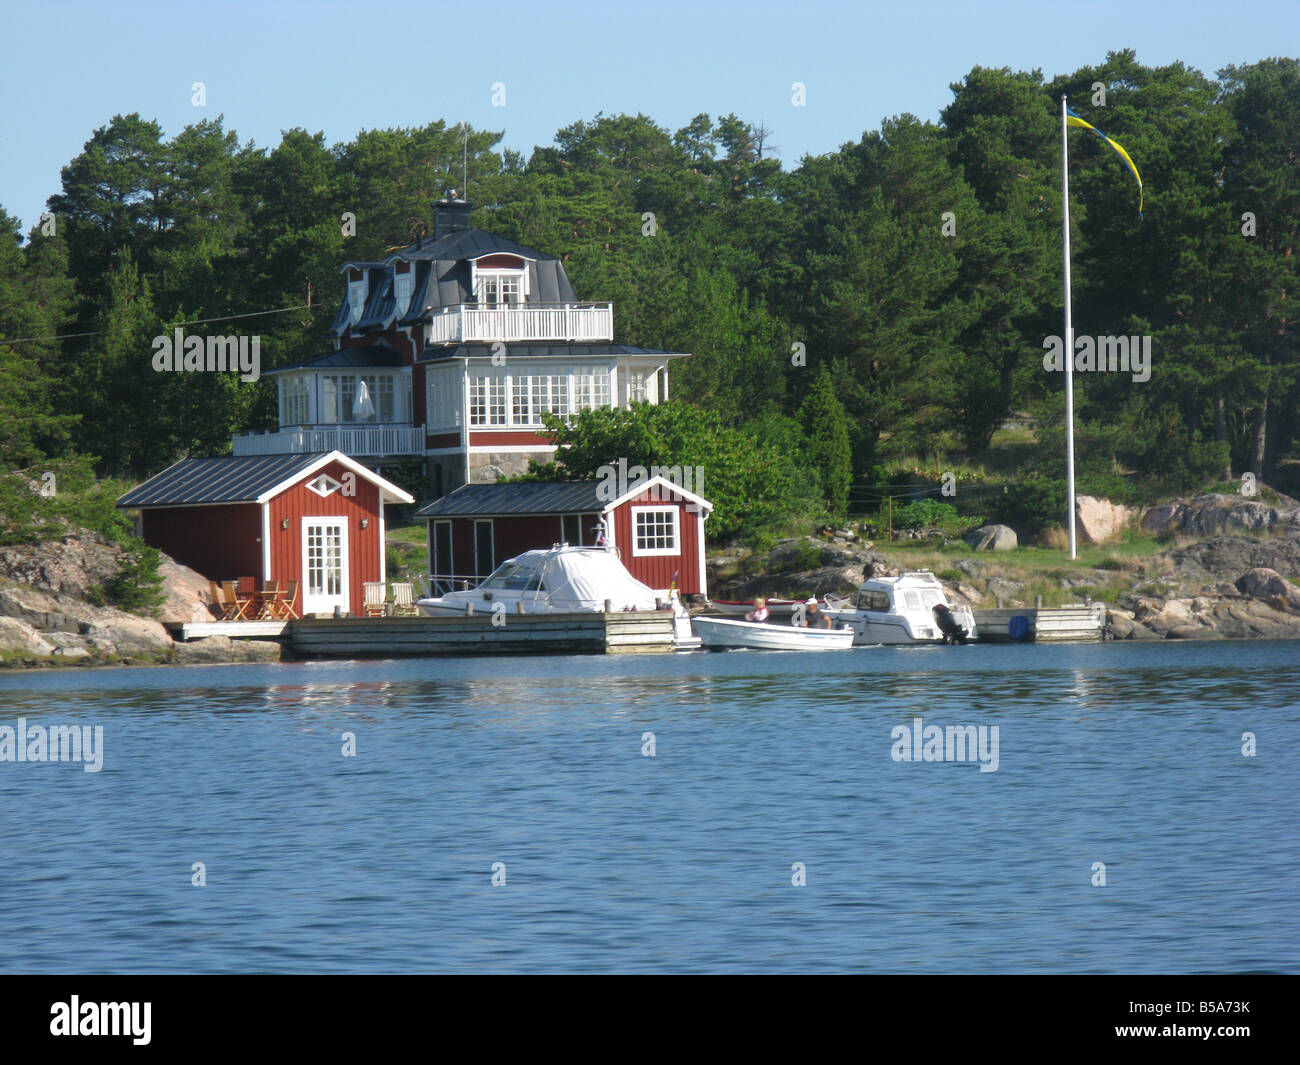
{"left": 691, "top": 616, "right": 856, "bottom": 651}
{"left": 708, "top": 597, "right": 801, "bottom": 616}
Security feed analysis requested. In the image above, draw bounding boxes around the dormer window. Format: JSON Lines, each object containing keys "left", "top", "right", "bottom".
{"left": 476, "top": 271, "right": 522, "bottom": 307}
{"left": 394, "top": 270, "right": 413, "bottom": 315}
{"left": 348, "top": 277, "right": 367, "bottom": 324}
{"left": 307, "top": 474, "right": 343, "bottom": 498}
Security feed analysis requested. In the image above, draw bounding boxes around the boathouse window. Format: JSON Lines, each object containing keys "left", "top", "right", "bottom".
{"left": 631, "top": 506, "right": 679, "bottom": 557}
{"left": 562, "top": 514, "right": 582, "bottom": 545}
{"left": 280, "top": 374, "right": 310, "bottom": 426}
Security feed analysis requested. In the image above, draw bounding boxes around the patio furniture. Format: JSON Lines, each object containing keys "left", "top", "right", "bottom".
{"left": 209, "top": 581, "right": 238, "bottom": 620}
{"left": 256, "top": 580, "right": 285, "bottom": 620}
{"left": 363, "top": 581, "right": 388, "bottom": 617}
{"left": 280, "top": 579, "right": 300, "bottom": 620}
{"left": 391, "top": 582, "right": 417, "bottom": 616}
{"left": 221, "top": 580, "right": 253, "bottom": 621}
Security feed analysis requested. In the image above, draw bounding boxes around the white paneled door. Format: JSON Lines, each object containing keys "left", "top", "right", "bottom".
{"left": 303, "top": 518, "right": 348, "bottom": 614}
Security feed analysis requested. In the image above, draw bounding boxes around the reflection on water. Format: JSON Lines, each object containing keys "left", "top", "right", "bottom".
{"left": 0, "top": 640, "right": 1297, "bottom": 973}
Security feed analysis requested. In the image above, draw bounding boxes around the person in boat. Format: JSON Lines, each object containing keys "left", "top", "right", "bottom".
{"left": 744, "top": 596, "right": 770, "bottom": 623}
{"left": 932, "top": 603, "right": 968, "bottom": 645}
{"left": 801, "top": 596, "right": 832, "bottom": 628}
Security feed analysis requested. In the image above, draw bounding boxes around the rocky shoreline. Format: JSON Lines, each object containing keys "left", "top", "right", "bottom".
{"left": 707, "top": 494, "right": 1300, "bottom": 642}
{"left": 0, "top": 533, "right": 283, "bottom": 669}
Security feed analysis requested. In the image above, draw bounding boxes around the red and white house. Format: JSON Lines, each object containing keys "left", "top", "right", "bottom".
{"left": 117, "top": 451, "right": 414, "bottom": 616}
{"left": 416, "top": 475, "right": 712, "bottom": 597}
{"left": 231, "top": 197, "right": 692, "bottom": 498}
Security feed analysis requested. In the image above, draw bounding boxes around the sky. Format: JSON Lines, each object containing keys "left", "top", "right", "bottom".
{"left": 1, "top": 0, "right": 1294, "bottom": 235}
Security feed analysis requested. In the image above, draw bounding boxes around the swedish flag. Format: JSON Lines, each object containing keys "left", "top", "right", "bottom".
{"left": 1066, "top": 107, "right": 1143, "bottom": 217}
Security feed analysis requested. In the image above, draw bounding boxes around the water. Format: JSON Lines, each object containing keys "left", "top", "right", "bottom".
{"left": 0, "top": 640, "right": 1296, "bottom": 973}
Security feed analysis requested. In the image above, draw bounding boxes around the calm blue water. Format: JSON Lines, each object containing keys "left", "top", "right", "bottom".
{"left": 0, "top": 640, "right": 1296, "bottom": 973}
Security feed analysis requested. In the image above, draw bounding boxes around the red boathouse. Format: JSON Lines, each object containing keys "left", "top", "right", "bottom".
{"left": 117, "top": 451, "right": 414, "bottom": 616}
{"left": 415, "top": 474, "right": 712, "bottom": 597}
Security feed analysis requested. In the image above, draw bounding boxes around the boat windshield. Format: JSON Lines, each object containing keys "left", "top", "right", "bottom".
{"left": 919, "top": 589, "right": 945, "bottom": 609}
{"left": 478, "top": 559, "right": 539, "bottom": 591}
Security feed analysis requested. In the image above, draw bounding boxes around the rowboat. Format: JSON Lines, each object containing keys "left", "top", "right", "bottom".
{"left": 691, "top": 615, "right": 856, "bottom": 651}
{"left": 708, "top": 597, "right": 801, "bottom": 616}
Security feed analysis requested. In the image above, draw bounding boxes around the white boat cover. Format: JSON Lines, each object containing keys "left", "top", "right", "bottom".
{"left": 542, "top": 548, "right": 662, "bottom": 611}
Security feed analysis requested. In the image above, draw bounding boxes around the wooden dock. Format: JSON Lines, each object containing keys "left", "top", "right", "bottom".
{"left": 973, "top": 602, "right": 1107, "bottom": 643}
{"left": 165, "top": 620, "right": 290, "bottom": 641}
{"left": 286, "top": 611, "right": 677, "bottom": 657}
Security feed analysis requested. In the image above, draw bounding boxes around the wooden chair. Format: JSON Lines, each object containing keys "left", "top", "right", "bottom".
{"left": 209, "top": 581, "right": 236, "bottom": 620}
{"left": 363, "top": 581, "right": 388, "bottom": 617}
{"left": 280, "top": 579, "right": 300, "bottom": 620}
{"left": 390, "top": 582, "right": 417, "bottom": 616}
{"left": 221, "top": 580, "right": 252, "bottom": 621}
{"left": 256, "top": 580, "right": 282, "bottom": 620}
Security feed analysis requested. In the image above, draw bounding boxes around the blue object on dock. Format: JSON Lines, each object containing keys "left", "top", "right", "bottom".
{"left": 1008, "top": 615, "right": 1030, "bottom": 641}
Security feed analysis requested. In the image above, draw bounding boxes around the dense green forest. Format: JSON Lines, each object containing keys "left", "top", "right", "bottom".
{"left": 1, "top": 50, "right": 1296, "bottom": 547}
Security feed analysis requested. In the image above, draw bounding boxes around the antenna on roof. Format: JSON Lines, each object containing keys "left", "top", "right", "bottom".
{"left": 457, "top": 121, "right": 468, "bottom": 197}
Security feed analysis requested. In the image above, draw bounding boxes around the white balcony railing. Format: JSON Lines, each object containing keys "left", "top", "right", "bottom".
{"left": 426, "top": 302, "right": 613, "bottom": 345}
{"left": 232, "top": 424, "right": 426, "bottom": 458}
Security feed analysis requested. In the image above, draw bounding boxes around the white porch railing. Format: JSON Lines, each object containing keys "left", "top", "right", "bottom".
{"left": 232, "top": 424, "right": 426, "bottom": 457}
{"left": 426, "top": 303, "right": 613, "bottom": 345}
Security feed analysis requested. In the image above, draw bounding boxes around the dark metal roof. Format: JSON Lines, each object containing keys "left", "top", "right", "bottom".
{"left": 416, "top": 481, "right": 603, "bottom": 518}
{"left": 418, "top": 343, "right": 689, "bottom": 363}
{"left": 117, "top": 453, "right": 330, "bottom": 508}
{"left": 267, "top": 341, "right": 405, "bottom": 375}
{"left": 329, "top": 228, "right": 578, "bottom": 336}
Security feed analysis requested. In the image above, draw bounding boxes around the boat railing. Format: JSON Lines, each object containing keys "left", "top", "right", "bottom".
{"left": 421, "top": 572, "right": 486, "bottom": 597}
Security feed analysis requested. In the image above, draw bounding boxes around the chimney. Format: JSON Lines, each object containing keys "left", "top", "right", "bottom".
{"left": 433, "top": 196, "right": 472, "bottom": 241}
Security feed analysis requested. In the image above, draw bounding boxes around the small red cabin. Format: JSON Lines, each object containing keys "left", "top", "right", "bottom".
{"left": 117, "top": 451, "right": 414, "bottom": 616}
{"left": 416, "top": 475, "right": 712, "bottom": 597}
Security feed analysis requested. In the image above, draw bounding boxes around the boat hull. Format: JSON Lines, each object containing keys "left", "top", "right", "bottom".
{"left": 692, "top": 616, "right": 856, "bottom": 651}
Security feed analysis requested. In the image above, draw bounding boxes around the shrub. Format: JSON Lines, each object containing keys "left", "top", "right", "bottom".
{"left": 892, "top": 499, "right": 960, "bottom": 531}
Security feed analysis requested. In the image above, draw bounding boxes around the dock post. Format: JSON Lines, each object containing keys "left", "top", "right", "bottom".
{"left": 464, "top": 602, "right": 474, "bottom": 616}
{"left": 604, "top": 599, "right": 613, "bottom": 613}
{"left": 1035, "top": 594, "right": 1043, "bottom": 609}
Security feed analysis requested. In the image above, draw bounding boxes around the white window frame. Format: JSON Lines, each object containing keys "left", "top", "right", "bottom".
{"left": 393, "top": 271, "right": 413, "bottom": 316}
{"left": 348, "top": 280, "right": 367, "bottom": 324}
{"left": 630, "top": 505, "right": 680, "bottom": 557}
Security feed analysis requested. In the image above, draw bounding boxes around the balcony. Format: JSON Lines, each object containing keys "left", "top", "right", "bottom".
{"left": 426, "top": 302, "right": 614, "bottom": 345}
{"left": 232, "top": 424, "right": 426, "bottom": 458}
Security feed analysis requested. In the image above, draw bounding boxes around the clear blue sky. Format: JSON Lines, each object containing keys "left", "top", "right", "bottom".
{"left": 1, "top": 0, "right": 1293, "bottom": 234}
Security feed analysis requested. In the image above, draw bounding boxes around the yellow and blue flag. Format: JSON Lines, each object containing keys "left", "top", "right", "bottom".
{"left": 1066, "top": 107, "right": 1143, "bottom": 217}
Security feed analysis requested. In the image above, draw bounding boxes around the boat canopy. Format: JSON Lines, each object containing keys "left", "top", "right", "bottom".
{"left": 542, "top": 548, "right": 661, "bottom": 611}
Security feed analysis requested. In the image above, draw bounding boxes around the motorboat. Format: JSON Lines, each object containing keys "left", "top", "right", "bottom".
{"left": 415, "top": 544, "right": 700, "bottom": 648}
{"left": 821, "top": 570, "right": 978, "bottom": 645}
{"left": 691, "top": 615, "right": 856, "bottom": 651}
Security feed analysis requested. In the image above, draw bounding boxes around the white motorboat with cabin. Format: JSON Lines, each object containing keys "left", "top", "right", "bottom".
{"left": 415, "top": 544, "right": 700, "bottom": 648}
{"left": 691, "top": 615, "right": 856, "bottom": 651}
{"left": 822, "top": 570, "right": 978, "bottom": 645}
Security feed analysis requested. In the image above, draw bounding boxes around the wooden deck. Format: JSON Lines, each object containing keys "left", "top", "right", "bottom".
{"left": 973, "top": 603, "right": 1107, "bottom": 643}
{"left": 287, "top": 611, "right": 677, "bottom": 657}
{"left": 165, "top": 620, "right": 290, "bottom": 641}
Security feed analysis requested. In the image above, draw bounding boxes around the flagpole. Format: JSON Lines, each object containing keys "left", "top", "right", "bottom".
{"left": 1061, "top": 95, "right": 1078, "bottom": 560}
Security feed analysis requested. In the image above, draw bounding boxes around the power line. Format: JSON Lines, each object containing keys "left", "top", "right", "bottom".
{"left": 0, "top": 302, "right": 322, "bottom": 347}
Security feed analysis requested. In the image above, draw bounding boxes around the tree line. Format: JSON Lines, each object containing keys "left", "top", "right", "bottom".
{"left": 1, "top": 50, "right": 1296, "bottom": 544}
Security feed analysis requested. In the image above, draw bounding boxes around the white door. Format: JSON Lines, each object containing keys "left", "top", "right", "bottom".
{"left": 303, "top": 519, "right": 349, "bottom": 614}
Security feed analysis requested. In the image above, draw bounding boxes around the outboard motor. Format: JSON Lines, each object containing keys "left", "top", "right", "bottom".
{"left": 932, "top": 603, "right": 968, "bottom": 645}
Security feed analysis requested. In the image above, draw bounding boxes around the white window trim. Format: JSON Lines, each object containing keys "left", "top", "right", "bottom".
{"left": 630, "top": 505, "right": 680, "bottom": 557}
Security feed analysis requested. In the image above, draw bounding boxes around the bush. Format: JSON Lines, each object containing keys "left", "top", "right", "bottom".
{"left": 102, "top": 543, "right": 165, "bottom": 617}
{"left": 892, "top": 499, "right": 960, "bottom": 530}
